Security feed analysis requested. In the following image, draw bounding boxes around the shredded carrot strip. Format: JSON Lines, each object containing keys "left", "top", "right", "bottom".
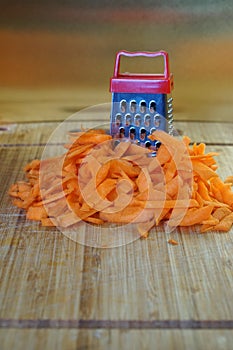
{"left": 8, "top": 129, "right": 233, "bottom": 237}
{"left": 168, "top": 238, "right": 179, "bottom": 246}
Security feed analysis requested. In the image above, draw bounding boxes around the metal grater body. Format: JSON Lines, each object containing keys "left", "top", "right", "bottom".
{"left": 110, "top": 92, "right": 170, "bottom": 147}
{"left": 110, "top": 50, "right": 174, "bottom": 148}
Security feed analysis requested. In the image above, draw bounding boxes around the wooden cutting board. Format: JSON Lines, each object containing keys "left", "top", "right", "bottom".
{"left": 0, "top": 119, "right": 233, "bottom": 350}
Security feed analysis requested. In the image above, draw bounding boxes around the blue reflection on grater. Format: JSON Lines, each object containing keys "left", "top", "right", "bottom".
{"left": 109, "top": 50, "right": 174, "bottom": 149}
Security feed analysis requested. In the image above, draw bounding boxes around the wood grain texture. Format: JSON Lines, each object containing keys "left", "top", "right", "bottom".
{"left": 0, "top": 329, "right": 233, "bottom": 350}
{"left": 0, "top": 121, "right": 233, "bottom": 349}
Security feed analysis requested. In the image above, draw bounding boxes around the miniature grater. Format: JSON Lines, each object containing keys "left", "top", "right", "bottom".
{"left": 109, "top": 50, "right": 174, "bottom": 148}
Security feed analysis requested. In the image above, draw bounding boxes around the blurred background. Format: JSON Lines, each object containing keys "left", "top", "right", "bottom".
{"left": 0, "top": 0, "right": 233, "bottom": 122}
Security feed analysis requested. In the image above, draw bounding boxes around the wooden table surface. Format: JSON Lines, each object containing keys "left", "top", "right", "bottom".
{"left": 0, "top": 113, "right": 233, "bottom": 350}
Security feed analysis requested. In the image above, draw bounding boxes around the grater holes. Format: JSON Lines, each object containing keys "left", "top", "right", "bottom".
{"left": 134, "top": 114, "right": 141, "bottom": 126}
{"left": 155, "top": 141, "right": 162, "bottom": 149}
{"left": 115, "top": 114, "right": 122, "bottom": 126}
{"left": 154, "top": 114, "right": 161, "bottom": 127}
{"left": 129, "top": 127, "right": 136, "bottom": 140}
{"left": 140, "top": 100, "right": 147, "bottom": 113}
{"left": 130, "top": 100, "right": 137, "bottom": 113}
{"left": 167, "top": 96, "right": 174, "bottom": 134}
{"left": 139, "top": 128, "right": 147, "bottom": 141}
{"left": 145, "top": 141, "right": 152, "bottom": 148}
{"left": 120, "top": 100, "right": 127, "bottom": 113}
{"left": 119, "top": 127, "right": 125, "bottom": 138}
{"left": 150, "top": 127, "right": 156, "bottom": 134}
{"left": 125, "top": 114, "right": 132, "bottom": 126}
{"left": 144, "top": 114, "right": 151, "bottom": 128}
{"left": 149, "top": 101, "right": 156, "bottom": 113}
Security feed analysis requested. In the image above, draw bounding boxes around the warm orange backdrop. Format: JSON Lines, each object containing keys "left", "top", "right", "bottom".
{"left": 0, "top": 3, "right": 233, "bottom": 122}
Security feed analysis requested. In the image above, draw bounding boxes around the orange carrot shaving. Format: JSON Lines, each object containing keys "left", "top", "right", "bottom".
{"left": 213, "top": 213, "right": 233, "bottom": 232}
{"left": 8, "top": 128, "right": 233, "bottom": 237}
{"left": 168, "top": 238, "right": 179, "bottom": 246}
{"left": 224, "top": 176, "right": 233, "bottom": 186}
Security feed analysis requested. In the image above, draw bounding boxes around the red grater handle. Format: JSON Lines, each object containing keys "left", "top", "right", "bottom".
{"left": 113, "top": 50, "right": 170, "bottom": 79}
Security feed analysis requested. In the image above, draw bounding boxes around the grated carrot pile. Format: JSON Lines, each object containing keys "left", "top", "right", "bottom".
{"left": 8, "top": 129, "right": 233, "bottom": 237}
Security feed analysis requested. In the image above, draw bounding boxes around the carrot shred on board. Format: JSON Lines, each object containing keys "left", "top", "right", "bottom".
{"left": 8, "top": 129, "right": 233, "bottom": 236}
{"left": 168, "top": 238, "right": 179, "bottom": 246}
{"left": 224, "top": 176, "right": 233, "bottom": 185}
